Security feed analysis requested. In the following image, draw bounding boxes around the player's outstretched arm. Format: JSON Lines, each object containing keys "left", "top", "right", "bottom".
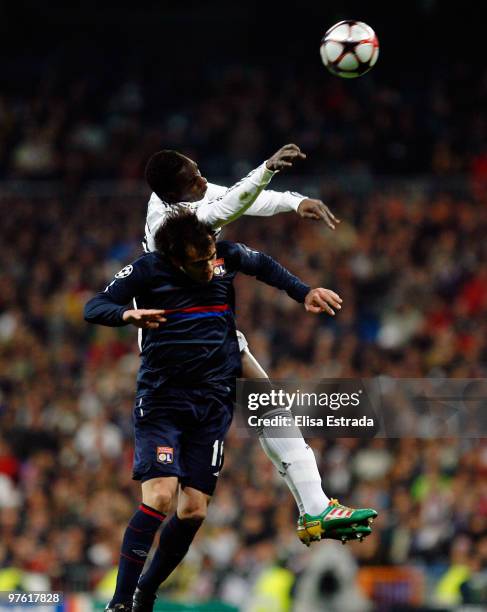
{"left": 242, "top": 192, "right": 340, "bottom": 229}
{"left": 196, "top": 144, "right": 306, "bottom": 228}
{"left": 85, "top": 293, "right": 166, "bottom": 327}
{"left": 240, "top": 186, "right": 340, "bottom": 230}
{"left": 226, "top": 242, "right": 341, "bottom": 315}
{"left": 84, "top": 259, "right": 166, "bottom": 327}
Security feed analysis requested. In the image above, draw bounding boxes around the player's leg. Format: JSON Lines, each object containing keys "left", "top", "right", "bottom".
{"left": 134, "top": 486, "right": 211, "bottom": 611}
{"left": 241, "top": 341, "right": 378, "bottom": 546}
{"left": 106, "top": 477, "right": 178, "bottom": 611}
{"left": 107, "top": 397, "right": 184, "bottom": 611}
{"left": 133, "top": 388, "right": 231, "bottom": 612}
{"left": 240, "top": 343, "right": 330, "bottom": 515}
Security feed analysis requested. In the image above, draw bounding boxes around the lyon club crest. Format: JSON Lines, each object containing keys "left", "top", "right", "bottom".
{"left": 157, "top": 446, "right": 174, "bottom": 464}
{"left": 212, "top": 258, "right": 226, "bottom": 277}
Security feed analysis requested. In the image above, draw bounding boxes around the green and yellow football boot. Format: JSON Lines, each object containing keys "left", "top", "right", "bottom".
{"left": 297, "top": 498, "right": 377, "bottom": 546}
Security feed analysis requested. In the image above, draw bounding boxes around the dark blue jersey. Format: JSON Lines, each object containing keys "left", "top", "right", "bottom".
{"left": 84, "top": 241, "right": 310, "bottom": 395}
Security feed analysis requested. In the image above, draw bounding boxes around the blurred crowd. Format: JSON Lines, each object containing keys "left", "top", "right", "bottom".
{"left": 0, "top": 174, "right": 486, "bottom": 607}
{"left": 0, "top": 58, "right": 486, "bottom": 184}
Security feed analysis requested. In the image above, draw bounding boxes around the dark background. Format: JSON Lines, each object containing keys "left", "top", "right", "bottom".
{"left": 0, "top": 1, "right": 481, "bottom": 88}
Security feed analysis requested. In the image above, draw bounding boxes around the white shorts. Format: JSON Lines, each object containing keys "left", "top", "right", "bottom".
{"left": 236, "top": 330, "right": 248, "bottom": 352}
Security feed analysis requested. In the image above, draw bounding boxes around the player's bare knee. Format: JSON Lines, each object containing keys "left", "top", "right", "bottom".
{"left": 142, "top": 478, "right": 177, "bottom": 514}
{"left": 178, "top": 505, "right": 207, "bottom": 524}
{"left": 149, "top": 490, "right": 174, "bottom": 513}
{"left": 178, "top": 487, "right": 210, "bottom": 523}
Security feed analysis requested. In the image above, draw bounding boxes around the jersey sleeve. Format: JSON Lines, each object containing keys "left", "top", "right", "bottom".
{"left": 226, "top": 242, "right": 310, "bottom": 303}
{"left": 84, "top": 259, "right": 150, "bottom": 326}
{"left": 242, "top": 189, "right": 306, "bottom": 216}
{"left": 195, "top": 162, "right": 277, "bottom": 227}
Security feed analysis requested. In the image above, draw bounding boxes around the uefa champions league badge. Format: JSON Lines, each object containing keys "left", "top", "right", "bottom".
{"left": 212, "top": 258, "right": 226, "bottom": 277}
{"left": 115, "top": 264, "right": 133, "bottom": 279}
{"left": 157, "top": 446, "right": 174, "bottom": 464}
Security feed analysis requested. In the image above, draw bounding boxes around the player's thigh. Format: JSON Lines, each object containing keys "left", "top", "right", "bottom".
{"left": 142, "top": 476, "right": 179, "bottom": 514}
{"left": 241, "top": 346, "right": 269, "bottom": 379}
{"left": 177, "top": 485, "right": 211, "bottom": 522}
{"left": 180, "top": 395, "right": 233, "bottom": 496}
{"left": 132, "top": 398, "right": 185, "bottom": 485}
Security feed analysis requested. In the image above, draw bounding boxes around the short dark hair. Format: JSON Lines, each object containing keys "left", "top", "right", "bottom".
{"left": 145, "top": 150, "right": 186, "bottom": 199}
{"left": 154, "top": 209, "right": 213, "bottom": 262}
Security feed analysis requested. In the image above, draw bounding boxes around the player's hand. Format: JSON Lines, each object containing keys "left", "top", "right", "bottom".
{"left": 297, "top": 199, "right": 341, "bottom": 230}
{"left": 304, "top": 288, "right": 342, "bottom": 316}
{"left": 266, "top": 144, "right": 306, "bottom": 171}
{"left": 122, "top": 309, "right": 167, "bottom": 329}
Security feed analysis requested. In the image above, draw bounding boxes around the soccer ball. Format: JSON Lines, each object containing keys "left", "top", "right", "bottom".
{"left": 320, "top": 20, "right": 379, "bottom": 78}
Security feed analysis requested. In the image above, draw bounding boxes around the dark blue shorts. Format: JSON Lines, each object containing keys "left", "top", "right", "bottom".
{"left": 132, "top": 387, "right": 233, "bottom": 496}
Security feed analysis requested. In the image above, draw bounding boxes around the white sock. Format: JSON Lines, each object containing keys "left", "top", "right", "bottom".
{"left": 258, "top": 416, "right": 330, "bottom": 516}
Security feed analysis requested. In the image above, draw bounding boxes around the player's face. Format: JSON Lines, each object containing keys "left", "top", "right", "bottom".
{"left": 175, "top": 158, "right": 208, "bottom": 202}
{"left": 181, "top": 241, "right": 217, "bottom": 283}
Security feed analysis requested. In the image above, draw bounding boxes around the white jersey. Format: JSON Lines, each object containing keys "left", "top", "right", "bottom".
{"left": 143, "top": 161, "right": 306, "bottom": 252}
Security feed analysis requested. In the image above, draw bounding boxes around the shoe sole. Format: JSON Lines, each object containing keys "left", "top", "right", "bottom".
{"left": 297, "top": 516, "right": 376, "bottom": 546}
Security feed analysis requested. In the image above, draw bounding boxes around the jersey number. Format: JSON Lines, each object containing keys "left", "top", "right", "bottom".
{"left": 211, "top": 440, "right": 224, "bottom": 469}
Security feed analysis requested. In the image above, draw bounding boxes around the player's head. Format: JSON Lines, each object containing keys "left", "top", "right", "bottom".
{"left": 145, "top": 150, "right": 208, "bottom": 203}
{"left": 155, "top": 210, "right": 216, "bottom": 283}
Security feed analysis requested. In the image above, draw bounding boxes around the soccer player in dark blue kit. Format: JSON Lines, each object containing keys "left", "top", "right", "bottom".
{"left": 84, "top": 210, "right": 377, "bottom": 612}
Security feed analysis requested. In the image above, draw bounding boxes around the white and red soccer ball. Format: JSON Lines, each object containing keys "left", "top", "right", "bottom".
{"left": 320, "top": 20, "right": 379, "bottom": 78}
